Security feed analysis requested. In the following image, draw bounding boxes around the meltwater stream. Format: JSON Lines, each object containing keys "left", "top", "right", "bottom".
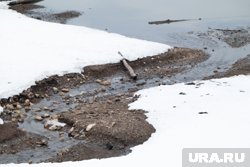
{"left": 2, "top": 0, "right": 250, "bottom": 163}
{"left": 32, "top": 0, "right": 250, "bottom": 77}
{"left": 34, "top": 0, "right": 250, "bottom": 45}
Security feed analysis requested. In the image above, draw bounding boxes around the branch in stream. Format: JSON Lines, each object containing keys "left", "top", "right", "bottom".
{"left": 118, "top": 52, "right": 137, "bottom": 80}
{"left": 149, "top": 18, "right": 201, "bottom": 25}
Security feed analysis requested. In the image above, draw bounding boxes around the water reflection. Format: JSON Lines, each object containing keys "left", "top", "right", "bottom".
{"left": 35, "top": 0, "right": 250, "bottom": 44}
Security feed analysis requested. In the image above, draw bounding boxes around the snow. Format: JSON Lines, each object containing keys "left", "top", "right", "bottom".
{"left": 46, "top": 119, "right": 66, "bottom": 128}
{"left": 0, "top": 2, "right": 170, "bottom": 100}
{"left": 2, "top": 75, "right": 250, "bottom": 167}
{"left": 1, "top": 1, "right": 249, "bottom": 167}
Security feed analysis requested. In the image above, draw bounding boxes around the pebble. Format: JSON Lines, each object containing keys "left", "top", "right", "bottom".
{"left": 35, "top": 116, "right": 43, "bottom": 121}
{"left": 42, "top": 113, "right": 50, "bottom": 118}
{"left": 16, "top": 104, "right": 22, "bottom": 110}
{"left": 24, "top": 99, "right": 31, "bottom": 106}
{"left": 44, "top": 123, "right": 49, "bottom": 129}
{"left": 61, "top": 88, "right": 69, "bottom": 93}
{"left": 52, "top": 87, "right": 59, "bottom": 93}
{"left": 86, "top": 123, "right": 96, "bottom": 132}
{"left": 36, "top": 139, "right": 48, "bottom": 146}
{"left": 96, "top": 79, "right": 111, "bottom": 86}
{"left": 6, "top": 104, "right": 14, "bottom": 110}
{"left": 179, "top": 92, "right": 186, "bottom": 95}
{"left": 68, "top": 127, "right": 74, "bottom": 134}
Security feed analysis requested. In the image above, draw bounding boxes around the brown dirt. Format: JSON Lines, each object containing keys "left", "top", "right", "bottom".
{"left": 205, "top": 54, "right": 250, "bottom": 79}
{"left": 199, "top": 28, "right": 250, "bottom": 48}
{"left": 48, "top": 93, "right": 153, "bottom": 162}
{"left": 9, "top": 4, "right": 44, "bottom": 13}
{"left": 0, "top": 122, "right": 46, "bottom": 155}
{"left": 0, "top": 48, "right": 208, "bottom": 163}
{"left": 9, "top": 3, "right": 81, "bottom": 24}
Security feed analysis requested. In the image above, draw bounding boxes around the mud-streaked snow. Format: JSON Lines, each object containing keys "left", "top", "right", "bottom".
{"left": 3, "top": 75, "right": 250, "bottom": 167}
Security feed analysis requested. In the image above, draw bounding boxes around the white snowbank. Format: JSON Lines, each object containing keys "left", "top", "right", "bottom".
{"left": 0, "top": 2, "right": 170, "bottom": 100}
{"left": 1, "top": 2, "right": 249, "bottom": 167}
{"left": 3, "top": 75, "right": 250, "bottom": 167}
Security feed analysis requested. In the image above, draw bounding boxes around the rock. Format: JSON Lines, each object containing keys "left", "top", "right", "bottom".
{"left": 185, "top": 82, "right": 196, "bottom": 85}
{"left": 111, "top": 122, "right": 116, "bottom": 127}
{"left": 42, "top": 113, "right": 50, "bottom": 118}
{"left": 44, "top": 123, "right": 49, "bottom": 129}
{"left": 35, "top": 116, "right": 43, "bottom": 121}
{"left": 27, "top": 92, "right": 34, "bottom": 99}
{"left": 52, "top": 87, "right": 59, "bottom": 93}
{"left": 11, "top": 118, "right": 17, "bottom": 122}
{"left": 49, "top": 125, "right": 58, "bottom": 131}
{"left": 15, "top": 110, "right": 21, "bottom": 115}
{"left": 28, "top": 160, "right": 32, "bottom": 164}
{"left": 68, "top": 127, "right": 74, "bottom": 134}
{"left": 18, "top": 118, "right": 24, "bottom": 123}
{"left": 86, "top": 123, "right": 96, "bottom": 132}
{"left": 198, "top": 112, "right": 208, "bottom": 114}
{"left": 50, "top": 114, "right": 59, "bottom": 119}
{"left": 36, "top": 139, "right": 48, "bottom": 146}
{"left": 16, "top": 104, "right": 22, "bottom": 110}
{"left": 179, "top": 92, "right": 186, "bottom": 95}
{"left": 43, "top": 107, "right": 50, "bottom": 111}
{"left": 24, "top": 99, "right": 31, "bottom": 106}
{"left": 61, "top": 88, "right": 69, "bottom": 93}
{"left": 6, "top": 104, "right": 14, "bottom": 110}
{"left": 59, "top": 136, "right": 64, "bottom": 141}
{"left": 35, "top": 93, "right": 40, "bottom": 98}
{"left": 96, "top": 79, "right": 111, "bottom": 86}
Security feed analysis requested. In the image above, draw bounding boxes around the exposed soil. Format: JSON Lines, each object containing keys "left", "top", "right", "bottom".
{"left": 2, "top": 1, "right": 250, "bottom": 163}
{"left": 48, "top": 93, "right": 153, "bottom": 162}
{"left": 9, "top": 3, "right": 81, "bottom": 24}
{"left": 0, "top": 122, "right": 46, "bottom": 156}
{"left": 205, "top": 54, "right": 250, "bottom": 79}
{"left": 0, "top": 48, "right": 208, "bottom": 163}
{"left": 197, "top": 28, "right": 250, "bottom": 48}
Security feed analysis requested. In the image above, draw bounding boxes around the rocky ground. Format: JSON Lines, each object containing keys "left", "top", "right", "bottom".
{"left": 1, "top": 1, "right": 250, "bottom": 164}
{"left": 0, "top": 48, "right": 208, "bottom": 163}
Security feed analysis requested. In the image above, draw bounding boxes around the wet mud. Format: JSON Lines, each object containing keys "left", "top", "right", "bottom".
{"left": 2, "top": 1, "right": 250, "bottom": 164}
{"left": 0, "top": 48, "right": 208, "bottom": 163}
{"left": 9, "top": 2, "right": 81, "bottom": 24}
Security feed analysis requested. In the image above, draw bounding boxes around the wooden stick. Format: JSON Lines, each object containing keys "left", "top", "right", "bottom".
{"left": 118, "top": 52, "right": 137, "bottom": 80}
